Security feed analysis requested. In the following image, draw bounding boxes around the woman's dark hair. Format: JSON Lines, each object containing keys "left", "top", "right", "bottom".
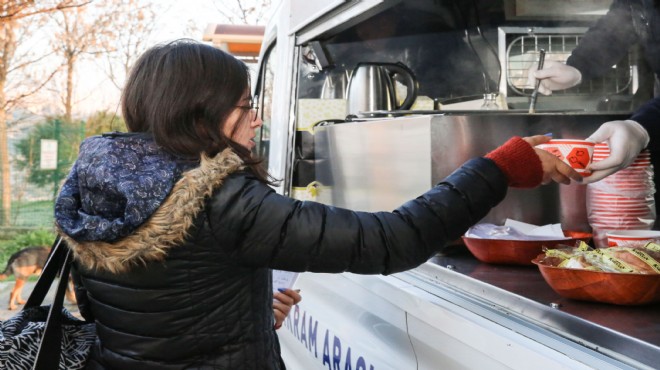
{"left": 121, "top": 39, "right": 269, "bottom": 182}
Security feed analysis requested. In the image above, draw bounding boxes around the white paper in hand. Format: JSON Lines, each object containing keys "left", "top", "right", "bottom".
{"left": 272, "top": 270, "right": 299, "bottom": 293}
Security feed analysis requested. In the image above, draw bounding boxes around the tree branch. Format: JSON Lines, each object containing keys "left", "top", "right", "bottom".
{"left": 7, "top": 50, "right": 56, "bottom": 74}
{"left": 3, "top": 65, "right": 61, "bottom": 110}
{"left": 0, "top": 1, "right": 93, "bottom": 22}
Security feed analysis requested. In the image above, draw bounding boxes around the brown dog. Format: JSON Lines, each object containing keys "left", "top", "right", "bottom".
{"left": 0, "top": 246, "right": 77, "bottom": 310}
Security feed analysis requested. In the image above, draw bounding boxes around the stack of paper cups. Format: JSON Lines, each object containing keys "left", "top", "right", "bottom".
{"left": 586, "top": 144, "right": 656, "bottom": 248}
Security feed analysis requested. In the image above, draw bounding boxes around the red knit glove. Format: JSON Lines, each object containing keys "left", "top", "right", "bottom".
{"left": 485, "top": 136, "right": 543, "bottom": 188}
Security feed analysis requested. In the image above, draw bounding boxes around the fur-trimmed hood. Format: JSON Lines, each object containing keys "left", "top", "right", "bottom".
{"left": 55, "top": 133, "right": 243, "bottom": 273}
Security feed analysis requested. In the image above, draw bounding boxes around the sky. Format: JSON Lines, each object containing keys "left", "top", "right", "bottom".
{"left": 74, "top": 0, "right": 279, "bottom": 116}
{"left": 153, "top": 1, "right": 226, "bottom": 43}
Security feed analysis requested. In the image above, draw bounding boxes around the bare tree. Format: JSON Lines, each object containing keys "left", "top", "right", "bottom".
{"left": 51, "top": 2, "right": 117, "bottom": 121}
{"left": 0, "top": 1, "right": 90, "bottom": 22}
{"left": 100, "top": 0, "right": 158, "bottom": 90}
{"left": 0, "top": 0, "right": 89, "bottom": 225}
{"left": 213, "top": 0, "right": 273, "bottom": 25}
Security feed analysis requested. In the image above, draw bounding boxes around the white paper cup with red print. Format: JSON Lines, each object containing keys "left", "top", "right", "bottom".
{"left": 537, "top": 139, "right": 595, "bottom": 177}
{"left": 606, "top": 230, "right": 660, "bottom": 247}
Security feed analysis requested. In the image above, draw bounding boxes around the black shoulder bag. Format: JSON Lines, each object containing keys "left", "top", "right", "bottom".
{"left": 0, "top": 237, "right": 95, "bottom": 370}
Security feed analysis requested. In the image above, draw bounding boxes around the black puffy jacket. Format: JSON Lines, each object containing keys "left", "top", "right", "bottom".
{"left": 55, "top": 134, "right": 508, "bottom": 369}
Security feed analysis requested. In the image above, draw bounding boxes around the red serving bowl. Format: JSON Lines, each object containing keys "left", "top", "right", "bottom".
{"left": 462, "top": 231, "right": 592, "bottom": 266}
{"left": 532, "top": 254, "right": 660, "bottom": 305}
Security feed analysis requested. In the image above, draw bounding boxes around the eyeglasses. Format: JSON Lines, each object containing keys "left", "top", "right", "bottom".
{"left": 236, "top": 95, "right": 260, "bottom": 122}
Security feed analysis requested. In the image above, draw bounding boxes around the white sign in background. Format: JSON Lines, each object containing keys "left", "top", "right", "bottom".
{"left": 40, "top": 139, "right": 58, "bottom": 170}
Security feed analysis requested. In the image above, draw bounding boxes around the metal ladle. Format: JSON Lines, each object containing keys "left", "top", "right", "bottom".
{"left": 528, "top": 49, "right": 546, "bottom": 114}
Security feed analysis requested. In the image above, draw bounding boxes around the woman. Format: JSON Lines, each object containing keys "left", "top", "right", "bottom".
{"left": 55, "top": 39, "right": 581, "bottom": 369}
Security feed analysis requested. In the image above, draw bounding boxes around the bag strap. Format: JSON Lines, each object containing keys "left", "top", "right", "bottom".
{"left": 24, "top": 236, "right": 67, "bottom": 308}
{"left": 33, "top": 243, "right": 74, "bottom": 370}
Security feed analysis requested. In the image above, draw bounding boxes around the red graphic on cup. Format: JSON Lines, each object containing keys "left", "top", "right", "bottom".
{"left": 544, "top": 147, "right": 564, "bottom": 161}
{"left": 567, "top": 148, "right": 590, "bottom": 169}
{"left": 537, "top": 139, "right": 595, "bottom": 177}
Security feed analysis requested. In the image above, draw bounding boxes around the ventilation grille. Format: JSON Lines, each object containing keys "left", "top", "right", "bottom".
{"left": 506, "top": 34, "right": 632, "bottom": 96}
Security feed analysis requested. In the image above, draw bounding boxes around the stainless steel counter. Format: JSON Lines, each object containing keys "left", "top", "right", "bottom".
{"left": 314, "top": 113, "right": 658, "bottom": 368}
{"left": 400, "top": 246, "right": 660, "bottom": 369}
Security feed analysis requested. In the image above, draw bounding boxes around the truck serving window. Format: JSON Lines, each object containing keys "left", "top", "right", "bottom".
{"left": 295, "top": 0, "right": 644, "bottom": 114}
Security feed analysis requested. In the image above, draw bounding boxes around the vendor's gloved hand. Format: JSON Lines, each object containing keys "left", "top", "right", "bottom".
{"left": 527, "top": 61, "right": 582, "bottom": 96}
{"left": 582, "top": 120, "right": 650, "bottom": 183}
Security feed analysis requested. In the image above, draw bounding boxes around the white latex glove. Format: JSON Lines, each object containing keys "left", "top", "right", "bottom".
{"left": 527, "top": 61, "right": 582, "bottom": 96}
{"left": 582, "top": 120, "right": 650, "bottom": 183}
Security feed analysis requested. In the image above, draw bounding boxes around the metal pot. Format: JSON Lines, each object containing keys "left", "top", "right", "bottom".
{"left": 346, "top": 62, "right": 418, "bottom": 115}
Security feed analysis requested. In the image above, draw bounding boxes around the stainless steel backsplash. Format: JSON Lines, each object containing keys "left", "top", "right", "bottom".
{"left": 315, "top": 113, "right": 629, "bottom": 231}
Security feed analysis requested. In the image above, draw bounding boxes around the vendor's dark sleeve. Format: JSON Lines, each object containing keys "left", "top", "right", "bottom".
{"left": 566, "top": 0, "right": 639, "bottom": 80}
{"left": 631, "top": 97, "right": 660, "bottom": 152}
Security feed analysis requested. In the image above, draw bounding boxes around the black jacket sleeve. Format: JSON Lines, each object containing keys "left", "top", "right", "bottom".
{"left": 566, "top": 0, "right": 639, "bottom": 80}
{"left": 206, "top": 157, "right": 508, "bottom": 275}
{"left": 631, "top": 97, "right": 660, "bottom": 152}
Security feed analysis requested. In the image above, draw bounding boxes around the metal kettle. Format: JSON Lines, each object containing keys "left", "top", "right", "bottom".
{"left": 346, "top": 62, "right": 418, "bottom": 115}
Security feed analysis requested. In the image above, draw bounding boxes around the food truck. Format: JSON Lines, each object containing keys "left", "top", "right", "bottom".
{"left": 250, "top": 1, "right": 660, "bottom": 369}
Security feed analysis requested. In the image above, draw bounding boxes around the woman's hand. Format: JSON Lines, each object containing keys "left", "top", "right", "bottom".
{"left": 523, "top": 135, "right": 583, "bottom": 185}
{"left": 273, "top": 288, "right": 302, "bottom": 330}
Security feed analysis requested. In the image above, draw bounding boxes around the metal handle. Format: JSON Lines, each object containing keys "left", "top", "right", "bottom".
{"left": 528, "top": 49, "right": 546, "bottom": 114}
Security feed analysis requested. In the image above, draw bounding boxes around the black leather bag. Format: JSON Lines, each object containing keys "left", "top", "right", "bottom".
{"left": 0, "top": 237, "right": 95, "bottom": 370}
